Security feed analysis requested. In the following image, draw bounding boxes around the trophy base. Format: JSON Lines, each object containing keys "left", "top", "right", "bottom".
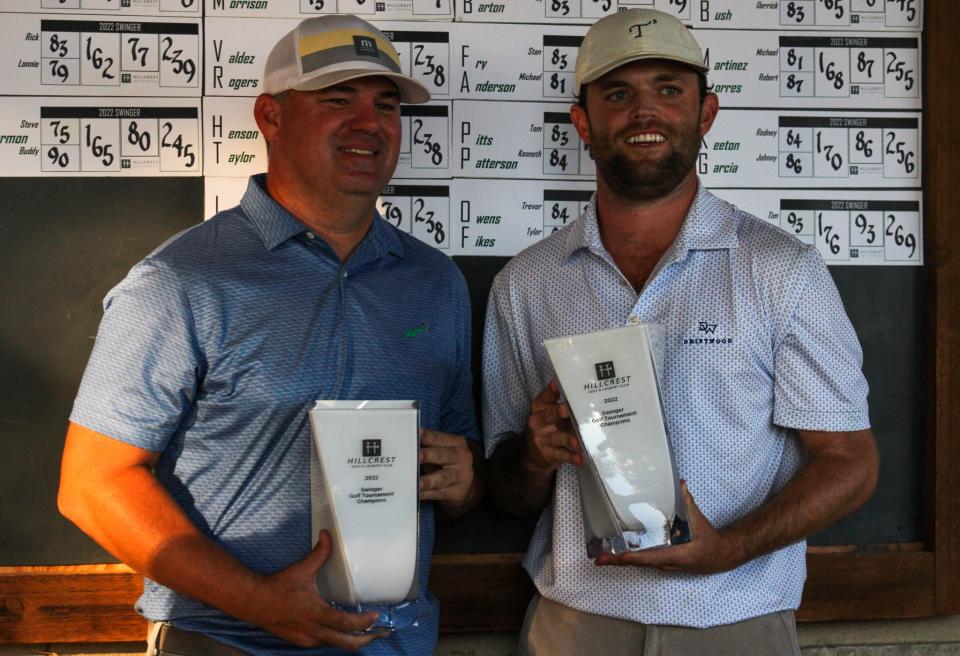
{"left": 586, "top": 516, "right": 692, "bottom": 558}
{"left": 330, "top": 599, "right": 420, "bottom": 634}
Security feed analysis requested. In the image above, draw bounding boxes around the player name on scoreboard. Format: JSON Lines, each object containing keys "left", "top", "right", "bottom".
{"left": 0, "top": 97, "right": 201, "bottom": 176}
{"left": 453, "top": 0, "right": 923, "bottom": 30}
{"left": 203, "top": 176, "right": 921, "bottom": 265}
{"left": 200, "top": 18, "right": 921, "bottom": 108}
{"left": 202, "top": 96, "right": 451, "bottom": 179}
{"left": 204, "top": 18, "right": 451, "bottom": 98}
{"left": 0, "top": 13, "right": 201, "bottom": 96}
{"left": 203, "top": 0, "right": 453, "bottom": 19}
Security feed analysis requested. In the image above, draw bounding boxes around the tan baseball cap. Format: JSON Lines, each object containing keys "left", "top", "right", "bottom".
{"left": 575, "top": 8, "right": 708, "bottom": 96}
{"left": 263, "top": 14, "right": 431, "bottom": 104}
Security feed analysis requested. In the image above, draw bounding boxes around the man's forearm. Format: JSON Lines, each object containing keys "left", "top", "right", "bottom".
{"left": 595, "top": 429, "right": 879, "bottom": 573}
{"left": 60, "top": 462, "right": 260, "bottom": 623}
{"left": 719, "top": 429, "right": 879, "bottom": 568}
{"left": 488, "top": 433, "right": 556, "bottom": 517}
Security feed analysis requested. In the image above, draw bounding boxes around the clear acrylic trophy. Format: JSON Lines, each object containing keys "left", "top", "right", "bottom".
{"left": 308, "top": 400, "right": 420, "bottom": 632}
{"left": 544, "top": 324, "right": 690, "bottom": 557}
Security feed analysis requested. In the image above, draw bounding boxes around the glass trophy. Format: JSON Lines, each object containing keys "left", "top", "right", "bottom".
{"left": 308, "top": 400, "right": 420, "bottom": 632}
{"left": 544, "top": 324, "right": 690, "bottom": 557}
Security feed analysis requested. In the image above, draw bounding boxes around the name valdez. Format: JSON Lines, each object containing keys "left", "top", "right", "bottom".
{"left": 584, "top": 375, "right": 632, "bottom": 391}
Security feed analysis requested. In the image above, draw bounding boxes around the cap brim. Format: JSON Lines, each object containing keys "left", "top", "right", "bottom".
{"left": 579, "top": 54, "right": 709, "bottom": 93}
{"left": 292, "top": 68, "right": 431, "bottom": 104}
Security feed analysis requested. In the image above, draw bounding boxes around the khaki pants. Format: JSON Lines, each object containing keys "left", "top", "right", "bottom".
{"left": 146, "top": 622, "right": 251, "bottom": 656}
{"left": 520, "top": 594, "right": 802, "bottom": 656}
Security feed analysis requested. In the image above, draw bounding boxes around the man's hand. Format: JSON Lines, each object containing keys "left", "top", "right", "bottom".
{"left": 594, "top": 429, "right": 878, "bottom": 575}
{"left": 595, "top": 481, "right": 745, "bottom": 574}
{"left": 58, "top": 423, "right": 382, "bottom": 650}
{"left": 488, "top": 381, "right": 581, "bottom": 517}
{"left": 419, "top": 429, "right": 483, "bottom": 519}
{"left": 241, "top": 531, "right": 383, "bottom": 650}
{"left": 524, "top": 380, "right": 581, "bottom": 472}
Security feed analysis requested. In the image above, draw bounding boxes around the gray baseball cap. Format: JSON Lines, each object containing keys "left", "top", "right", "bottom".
{"left": 262, "top": 14, "right": 430, "bottom": 104}
{"left": 575, "top": 9, "right": 708, "bottom": 96}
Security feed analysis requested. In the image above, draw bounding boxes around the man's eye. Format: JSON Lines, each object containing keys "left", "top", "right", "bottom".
{"left": 606, "top": 90, "right": 628, "bottom": 102}
{"left": 378, "top": 102, "right": 400, "bottom": 112}
{"left": 661, "top": 86, "right": 681, "bottom": 96}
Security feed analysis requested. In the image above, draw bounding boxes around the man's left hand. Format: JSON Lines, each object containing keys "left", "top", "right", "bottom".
{"left": 594, "top": 481, "right": 745, "bottom": 574}
{"left": 419, "top": 429, "right": 483, "bottom": 518}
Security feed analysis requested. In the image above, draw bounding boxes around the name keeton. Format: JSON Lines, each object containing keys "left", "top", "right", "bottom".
{"left": 584, "top": 376, "right": 631, "bottom": 391}
{"left": 346, "top": 457, "right": 397, "bottom": 464}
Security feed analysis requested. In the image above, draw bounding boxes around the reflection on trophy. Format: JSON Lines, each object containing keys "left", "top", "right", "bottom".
{"left": 308, "top": 400, "right": 421, "bottom": 632}
{"left": 544, "top": 325, "right": 690, "bottom": 557}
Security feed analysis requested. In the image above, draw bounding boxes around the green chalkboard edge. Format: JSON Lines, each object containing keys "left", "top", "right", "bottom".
{"left": 3, "top": 2, "right": 960, "bottom": 646}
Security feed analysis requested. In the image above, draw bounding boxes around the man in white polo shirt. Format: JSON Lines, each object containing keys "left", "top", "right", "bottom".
{"left": 481, "top": 9, "right": 878, "bottom": 655}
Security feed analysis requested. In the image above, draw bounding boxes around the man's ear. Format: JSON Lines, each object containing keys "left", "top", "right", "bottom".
{"left": 570, "top": 103, "right": 590, "bottom": 148}
{"left": 254, "top": 93, "right": 282, "bottom": 143}
{"left": 699, "top": 92, "right": 719, "bottom": 138}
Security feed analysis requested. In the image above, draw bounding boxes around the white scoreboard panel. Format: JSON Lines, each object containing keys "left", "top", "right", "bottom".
{"left": 202, "top": 96, "right": 451, "bottom": 178}
{"left": 203, "top": 0, "right": 454, "bottom": 20}
{"left": 452, "top": 101, "right": 921, "bottom": 187}
{"left": 5, "top": 0, "right": 201, "bottom": 17}
{"left": 0, "top": 14, "right": 201, "bottom": 95}
{"left": 719, "top": 188, "right": 922, "bottom": 264}
{"left": 1, "top": 1, "right": 924, "bottom": 265}
{"left": 204, "top": 18, "right": 451, "bottom": 98}
{"left": 0, "top": 96, "right": 201, "bottom": 176}
{"left": 453, "top": 0, "right": 922, "bottom": 30}
{"left": 455, "top": 26, "right": 922, "bottom": 107}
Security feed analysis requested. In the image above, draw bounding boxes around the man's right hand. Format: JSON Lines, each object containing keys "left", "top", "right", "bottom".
{"left": 523, "top": 380, "right": 582, "bottom": 473}
{"left": 488, "top": 381, "right": 581, "bottom": 516}
{"left": 241, "top": 530, "right": 383, "bottom": 650}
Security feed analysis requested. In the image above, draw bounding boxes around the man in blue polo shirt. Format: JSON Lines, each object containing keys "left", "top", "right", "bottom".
{"left": 58, "top": 14, "right": 482, "bottom": 655}
{"left": 482, "top": 9, "right": 878, "bottom": 655}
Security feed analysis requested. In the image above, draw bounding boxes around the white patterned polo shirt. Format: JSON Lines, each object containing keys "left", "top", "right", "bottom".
{"left": 481, "top": 185, "right": 870, "bottom": 628}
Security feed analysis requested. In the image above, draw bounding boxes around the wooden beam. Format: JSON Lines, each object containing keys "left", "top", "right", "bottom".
{"left": 926, "top": 0, "right": 960, "bottom": 617}
{"left": 0, "top": 550, "right": 938, "bottom": 643}
{"left": 0, "top": 565, "right": 144, "bottom": 644}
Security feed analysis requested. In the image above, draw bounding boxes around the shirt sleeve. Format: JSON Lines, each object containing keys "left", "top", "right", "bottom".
{"left": 70, "top": 256, "right": 203, "bottom": 452}
{"left": 772, "top": 248, "right": 870, "bottom": 432}
{"left": 481, "top": 267, "right": 535, "bottom": 458}
{"left": 439, "top": 266, "right": 481, "bottom": 442}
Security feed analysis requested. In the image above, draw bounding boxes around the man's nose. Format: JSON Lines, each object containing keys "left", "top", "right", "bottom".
{"left": 347, "top": 102, "right": 382, "bottom": 132}
{"left": 628, "top": 90, "right": 659, "bottom": 120}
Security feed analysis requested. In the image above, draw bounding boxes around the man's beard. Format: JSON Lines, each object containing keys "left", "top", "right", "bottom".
{"left": 589, "top": 120, "right": 702, "bottom": 202}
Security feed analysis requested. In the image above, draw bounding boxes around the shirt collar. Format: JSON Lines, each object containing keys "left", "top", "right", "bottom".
{"left": 563, "top": 183, "right": 739, "bottom": 262}
{"left": 239, "top": 174, "right": 405, "bottom": 260}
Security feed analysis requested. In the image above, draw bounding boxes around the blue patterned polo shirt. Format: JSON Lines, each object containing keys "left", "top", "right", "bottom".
{"left": 481, "top": 185, "right": 869, "bottom": 628}
{"left": 71, "top": 174, "right": 478, "bottom": 655}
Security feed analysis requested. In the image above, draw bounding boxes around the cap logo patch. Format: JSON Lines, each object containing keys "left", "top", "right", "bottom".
{"left": 629, "top": 19, "right": 657, "bottom": 39}
{"left": 353, "top": 35, "right": 379, "bottom": 58}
